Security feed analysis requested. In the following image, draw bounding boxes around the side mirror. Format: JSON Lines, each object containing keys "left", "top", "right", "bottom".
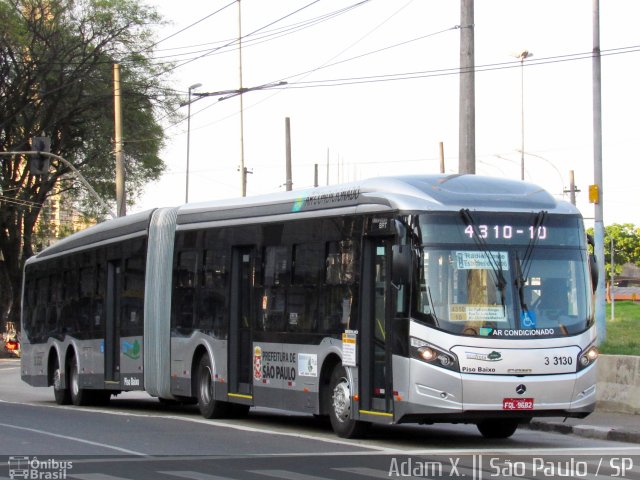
{"left": 392, "top": 245, "right": 412, "bottom": 286}
{"left": 587, "top": 234, "right": 598, "bottom": 292}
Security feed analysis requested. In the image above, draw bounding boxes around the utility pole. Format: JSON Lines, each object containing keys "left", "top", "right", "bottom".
{"left": 459, "top": 0, "right": 475, "bottom": 174}
{"left": 564, "top": 169, "right": 581, "bottom": 206}
{"left": 326, "top": 148, "right": 330, "bottom": 186}
{"left": 238, "top": 0, "right": 246, "bottom": 196}
{"left": 314, "top": 164, "right": 319, "bottom": 187}
{"left": 593, "top": 0, "right": 606, "bottom": 344}
{"left": 285, "top": 117, "right": 292, "bottom": 191}
{"left": 439, "top": 141, "right": 445, "bottom": 173}
{"left": 515, "top": 50, "right": 533, "bottom": 181}
{"left": 113, "top": 63, "right": 125, "bottom": 217}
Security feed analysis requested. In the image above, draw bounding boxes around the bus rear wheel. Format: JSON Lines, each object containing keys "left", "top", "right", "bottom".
{"left": 53, "top": 359, "right": 71, "bottom": 405}
{"left": 196, "top": 355, "right": 231, "bottom": 419}
{"left": 69, "top": 357, "right": 91, "bottom": 406}
{"left": 328, "top": 365, "right": 369, "bottom": 438}
{"left": 476, "top": 419, "right": 519, "bottom": 439}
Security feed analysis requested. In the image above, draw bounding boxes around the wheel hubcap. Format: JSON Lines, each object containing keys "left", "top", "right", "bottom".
{"left": 71, "top": 367, "right": 79, "bottom": 397}
{"left": 53, "top": 368, "right": 62, "bottom": 390}
{"left": 332, "top": 378, "right": 351, "bottom": 422}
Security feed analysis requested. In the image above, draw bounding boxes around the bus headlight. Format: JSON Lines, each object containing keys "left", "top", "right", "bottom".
{"left": 410, "top": 337, "right": 459, "bottom": 372}
{"left": 577, "top": 344, "right": 599, "bottom": 371}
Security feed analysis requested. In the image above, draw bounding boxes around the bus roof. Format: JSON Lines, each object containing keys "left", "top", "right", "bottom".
{"left": 27, "top": 174, "right": 578, "bottom": 262}
{"left": 176, "top": 174, "right": 577, "bottom": 226}
{"left": 27, "top": 209, "right": 156, "bottom": 263}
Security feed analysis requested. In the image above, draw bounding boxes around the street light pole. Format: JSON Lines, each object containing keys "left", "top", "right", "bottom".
{"left": 515, "top": 50, "right": 533, "bottom": 181}
{"left": 185, "top": 82, "right": 202, "bottom": 204}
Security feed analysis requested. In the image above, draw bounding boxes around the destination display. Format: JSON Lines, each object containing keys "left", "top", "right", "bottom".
{"left": 419, "top": 213, "right": 584, "bottom": 247}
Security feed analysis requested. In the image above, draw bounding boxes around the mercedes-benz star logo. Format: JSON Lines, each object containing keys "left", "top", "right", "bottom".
{"left": 516, "top": 384, "right": 527, "bottom": 395}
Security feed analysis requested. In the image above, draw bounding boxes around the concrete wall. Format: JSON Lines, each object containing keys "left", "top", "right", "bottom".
{"left": 597, "top": 354, "right": 640, "bottom": 414}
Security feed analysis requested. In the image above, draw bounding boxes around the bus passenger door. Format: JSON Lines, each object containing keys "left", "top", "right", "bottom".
{"left": 360, "top": 237, "right": 394, "bottom": 416}
{"left": 105, "top": 260, "right": 121, "bottom": 383}
{"left": 229, "top": 246, "right": 254, "bottom": 399}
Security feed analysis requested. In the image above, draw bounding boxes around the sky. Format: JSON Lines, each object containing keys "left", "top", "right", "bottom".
{"left": 130, "top": 0, "right": 640, "bottom": 228}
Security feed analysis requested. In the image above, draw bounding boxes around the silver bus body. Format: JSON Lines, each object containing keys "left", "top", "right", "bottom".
{"left": 21, "top": 175, "right": 597, "bottom": 438}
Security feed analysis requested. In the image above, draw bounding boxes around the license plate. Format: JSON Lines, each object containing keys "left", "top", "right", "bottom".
{"left": 502, "top": 398, "right": 534, "bottom": 410}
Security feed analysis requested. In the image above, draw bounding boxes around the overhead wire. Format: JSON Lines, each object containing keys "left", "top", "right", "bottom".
{"left": 122, "top": 39, "right": 640, "bottom": 147}
{"left": 277, "top": 44, "right": 640, "bottom": 90}
{"left": 160, "top": 0, "right": 323, "bottom": 75}
{"left": 145, "top": 0, "right": 237, "bottom": 52}
{"left": 167, "top": 0, "right": 416, "bottom": 135}
{"left": 148, "top": 1, "right": 370, "bottom": 63}
{"left": 128, "top": 0, "right": 371, "bottom": 133}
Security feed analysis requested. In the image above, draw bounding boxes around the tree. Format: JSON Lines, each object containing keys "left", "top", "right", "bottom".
{"left": 0, "top": 0, "right": 178, "bottom": 329}
{"left": 587, "top": 224, "right": 640, "bottom": 277}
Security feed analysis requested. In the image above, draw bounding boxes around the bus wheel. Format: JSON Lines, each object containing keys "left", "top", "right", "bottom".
{"left": 196, "top": 355, "right": 230, "bottom": 419}
{"left": 53, "top": 360, "right": 71, "bottom": 405}
{"left": 476, "top": 419, "right": 519, "bottom": 439}
{"left": 328, "top": 365, "right": 369, "bottom": 438}
{"left": 69, "top": 357, "right": 91, "bottom": 406}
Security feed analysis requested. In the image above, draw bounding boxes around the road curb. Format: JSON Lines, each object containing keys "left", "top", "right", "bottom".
{"left": 525, "top": 419, "right": 640, "bottom": 444}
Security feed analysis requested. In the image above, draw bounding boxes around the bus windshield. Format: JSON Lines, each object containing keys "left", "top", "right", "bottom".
{"left": 413, "top": 212, "right": 593, "bottom": 338}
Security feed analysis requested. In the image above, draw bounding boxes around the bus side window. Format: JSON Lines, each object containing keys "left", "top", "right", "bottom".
{"left": 324, "top": 241, "right": 355, "bottom": 332}
{"left": 289, "top": 243, "right": 323, "bottom": 332}
{"left": 122, "top": 254, "right": 145, "bottom": 337}
{"left": 262, "top": 246, "right": 290, "bottom": 332}
{"left": 173, "top": 250, "right": 198, "bottom": 333}
{"left": 199, "top": 249, "right": 228, "bottom": 338}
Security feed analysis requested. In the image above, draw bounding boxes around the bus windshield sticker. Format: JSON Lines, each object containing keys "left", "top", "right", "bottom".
{"left": 449, "top": 304, "right": 508, "bottom": 323}
{"left": 342, "top": 331, "right": 357, "bottom": 367}
{"left": 455, "top": 251, "right": 509, "bottom": 270}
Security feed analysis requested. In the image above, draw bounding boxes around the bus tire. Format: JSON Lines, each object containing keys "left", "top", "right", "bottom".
{"left": 328, "top": 365, "right": 369, "bottom": 438}
{"left": 69, "top": 357, "right": 91, "bottom": 406}
{"left": 52, "top": 359, "right": 71, "bottom": 405}
{"left": 196, "top": 355, "right": 231, "bottom": 419}
{"left": 476, "top": 419, "right": 519, "bottom": 439}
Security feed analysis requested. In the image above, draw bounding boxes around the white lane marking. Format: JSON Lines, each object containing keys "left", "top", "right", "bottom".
{"left": 249, "top": 470, "right": 331, "bottom": 480}
{"left": 0, "top": 422, "right": 147, "bottom": 456}
{"left": 69, "top": 475, "right": 134, "bottom": 480}
{"left": 335, "top": 467, "right": 398, "bottom": 479}
{"left": 160, "top": 471, "right": 239, "bottom": 480}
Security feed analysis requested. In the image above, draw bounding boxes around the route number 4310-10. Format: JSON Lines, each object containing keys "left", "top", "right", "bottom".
{"left": 464, "top": 224, "right": 548, "bottom": 241}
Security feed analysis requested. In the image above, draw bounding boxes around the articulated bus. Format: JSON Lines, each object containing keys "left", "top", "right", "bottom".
{"left": 21, "top": 175, "right": 599, "bottom": 438}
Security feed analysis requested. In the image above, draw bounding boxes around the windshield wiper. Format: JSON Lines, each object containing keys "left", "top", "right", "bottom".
{"left": 514, "top": 211, "right": 547, "bottom": 325}
{"left": 515, "top": 251, "right": 528, "bottom": 312}
{"left": 520, "top": 210, "right": 547, "bottom": 281}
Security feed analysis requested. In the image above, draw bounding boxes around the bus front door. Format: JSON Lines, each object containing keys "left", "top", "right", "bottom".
{"left": 228, "top": 246, "right": 254, "bottom": 400}
{"left": 359, "top": 237, "right": 394, "bottom": 418}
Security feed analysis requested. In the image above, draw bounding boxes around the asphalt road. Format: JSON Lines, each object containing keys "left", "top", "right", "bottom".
{"left": 1, "top": 358, "right": 639, "bottom": 479}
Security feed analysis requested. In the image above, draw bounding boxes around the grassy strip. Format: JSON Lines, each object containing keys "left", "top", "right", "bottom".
{"left": 600, "top": 301, "right": 640, "bottom": 355}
